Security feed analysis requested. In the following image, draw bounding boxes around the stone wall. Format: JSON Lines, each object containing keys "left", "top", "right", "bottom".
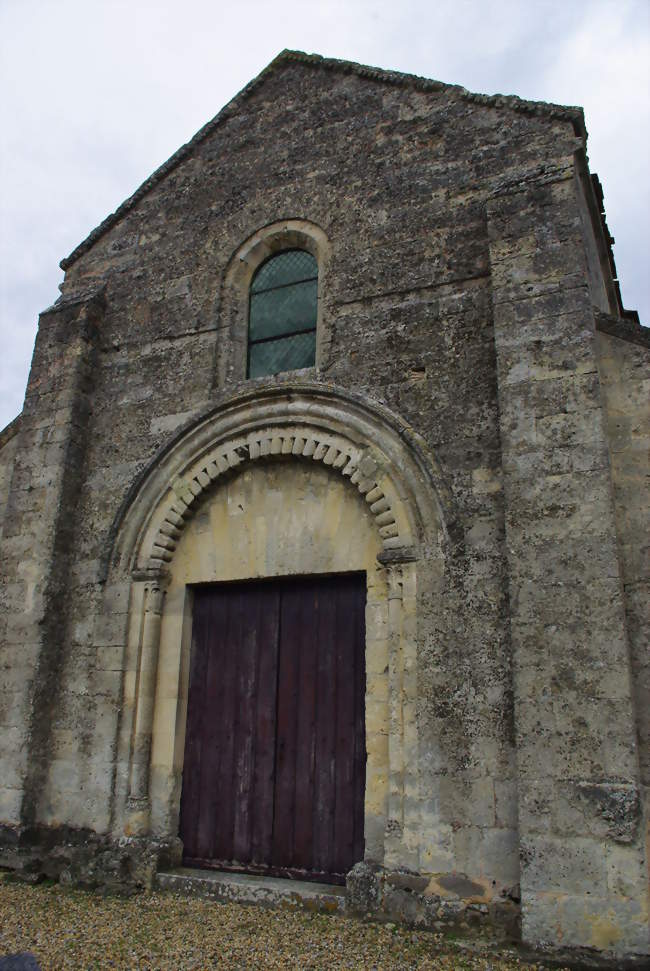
{"left": 0, "top": 417, "right": 21, "bottom": 539}
{"left": 0, "top": 417, "right": 22, "bottom": 820}
{"left": 486, "top": 174, "right": 646, "bottom": 954}
{"left": 0, "top": 292, "right": 102, "bottom": 827}
{"left": 0, "top": 52, "right": 647, "bottom": 961}
{"left": 27, "top": 60, "right": 542, "bottom": 856}
{"left": 596, "top": 325, "right": 650, "bottom": 839}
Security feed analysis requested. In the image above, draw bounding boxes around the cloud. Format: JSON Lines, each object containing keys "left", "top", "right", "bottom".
{"left": 1, "top": 0, "right": 648, "bottom": 428}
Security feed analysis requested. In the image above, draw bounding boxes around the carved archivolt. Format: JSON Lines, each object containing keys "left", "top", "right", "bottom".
{"left": 146, "top": 423, "right": 402, "bottom": 572}
{"left": 107, "top": 383, "right": 456, "bottom": 581}
{"left": 107, "top": 383, "right": 451, "bottom": 867}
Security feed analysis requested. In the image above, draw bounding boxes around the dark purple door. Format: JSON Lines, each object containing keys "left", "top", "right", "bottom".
{"left": 179, "top": 574, "right": 366, "bottom": 884}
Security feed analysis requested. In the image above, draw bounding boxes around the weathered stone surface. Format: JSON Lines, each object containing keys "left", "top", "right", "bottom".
{"left": 435, "top": 873, "right": 487, "bottom": 899}
{"left": 0, "top": 955, "right": 42, "bottom": 971}
{"left": 345, "top": 861, "right": 385, "bottom": 914}
{"left": 346, "top": 861, "right": 519, "bottom": 939}
{"left": 0, "top": 50, "right": 647, "bottom": 963}
{"left": 156, "top": 868, "right": 346, "bottom": 914}
{"left": 0, "top": 824, "right": 182, "bottom": 894}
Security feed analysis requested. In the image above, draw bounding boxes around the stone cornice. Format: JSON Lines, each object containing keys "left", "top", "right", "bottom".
{"left": 595, "top": 311, "right": 650, "bottom": 349}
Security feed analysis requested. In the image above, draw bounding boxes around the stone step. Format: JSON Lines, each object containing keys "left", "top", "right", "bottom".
{"left": 156, "top": 867, "right": 347, "bottom": 915}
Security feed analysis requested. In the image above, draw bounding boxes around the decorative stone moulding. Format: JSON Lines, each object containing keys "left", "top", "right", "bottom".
{"left": 216, "top": 218, "right": 332, "bottom": 385}
{"left": 104, "top": 383, "right": 453, "bottom": 873}
{"left": 107, "top": 382, "right": 457, "bottom": 582}
{"left": 145, "top": 424, "right": 403, "bottom": 572}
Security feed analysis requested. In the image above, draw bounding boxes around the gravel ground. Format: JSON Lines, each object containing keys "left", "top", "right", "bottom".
{"left": 0, "top": 880, "right": 564, "bottom": 971}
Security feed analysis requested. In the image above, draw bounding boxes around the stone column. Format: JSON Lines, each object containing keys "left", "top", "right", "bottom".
{"left": 383, "top": 555, "right": 419, "bottom": 871}
{"left": 0, "top": 289, "right": 103, "bottom": 829}
{"left": 487, "top": 171, "right": 647, "bottom": 955}
{"left": 385, "top": 563, "right": 405, "bottom": 866}
{"left": 126, "top": 571, "right": 169, "bottom": 835}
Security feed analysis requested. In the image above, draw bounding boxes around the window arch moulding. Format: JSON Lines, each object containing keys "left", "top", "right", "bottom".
{"left": 215, "top": 219, "right": 332, "bottom": 389}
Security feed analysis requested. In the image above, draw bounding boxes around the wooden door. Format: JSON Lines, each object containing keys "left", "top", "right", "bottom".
{"left": 179, "top": 574, "right": 366, "bottom": 884}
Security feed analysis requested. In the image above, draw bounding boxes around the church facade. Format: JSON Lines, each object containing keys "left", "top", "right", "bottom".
{"left": 0, "top": 51, "right": 648, "bottom": 961}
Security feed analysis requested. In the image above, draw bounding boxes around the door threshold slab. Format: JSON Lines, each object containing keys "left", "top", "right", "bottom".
{"left": 156, "top": 867, "right": 347, "bottom": 914}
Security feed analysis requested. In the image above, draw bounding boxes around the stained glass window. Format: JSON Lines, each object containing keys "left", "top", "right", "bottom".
{"left": 247, "top": 250, "right": 318, "bottom": 378}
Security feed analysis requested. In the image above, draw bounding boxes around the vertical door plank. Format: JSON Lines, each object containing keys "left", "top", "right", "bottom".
{"left": 197, "top": 590, "right": 236, "bottom": 859}
{"left": 250, "top": 585, "right": 281, "bottom": 864}
{"left": 333, "top": 579, "right": 357, "bottom": 874}
{"left": 193, "top": 589, "right": 230, "bottom": 860}
{"left": 210, "top": 588, "right": 243, "bottom": 861}
{"left": 292, "top": 582, "right": 318, "bottom": 869}
{"left": 352, "top": 578, "right": 367, "bottom": 864}
{"left": 179, "top": 592, "right": 211, "bottom": 859}
{"left": 271, "top": 582, "right": 302, "bottom": 868}
{"left": 232, "top": 584, "right": 262, "bottom": 862}
{"left": 312, "top": 577, "right": 338, "bottom": 873}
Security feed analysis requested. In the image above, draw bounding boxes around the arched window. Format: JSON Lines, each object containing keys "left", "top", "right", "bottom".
{"left": 247, "top": 249, "right": 318, "bottom": 378}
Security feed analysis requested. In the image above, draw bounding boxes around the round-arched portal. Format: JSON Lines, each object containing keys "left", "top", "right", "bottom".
{"left": 104, "top": 383, "right": 453, "bottom": 875}
{"left": 150, "top": 460, "right": 388, "bottom": 866}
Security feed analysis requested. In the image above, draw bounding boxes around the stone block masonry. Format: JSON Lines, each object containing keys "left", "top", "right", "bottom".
{"left": 0, "top": 51, "right": 647, "bottom": 964}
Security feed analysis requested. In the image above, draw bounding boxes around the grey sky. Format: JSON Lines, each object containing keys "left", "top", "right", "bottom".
{"left": 1, "top": 0, "right": 648, "bottom": 430}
